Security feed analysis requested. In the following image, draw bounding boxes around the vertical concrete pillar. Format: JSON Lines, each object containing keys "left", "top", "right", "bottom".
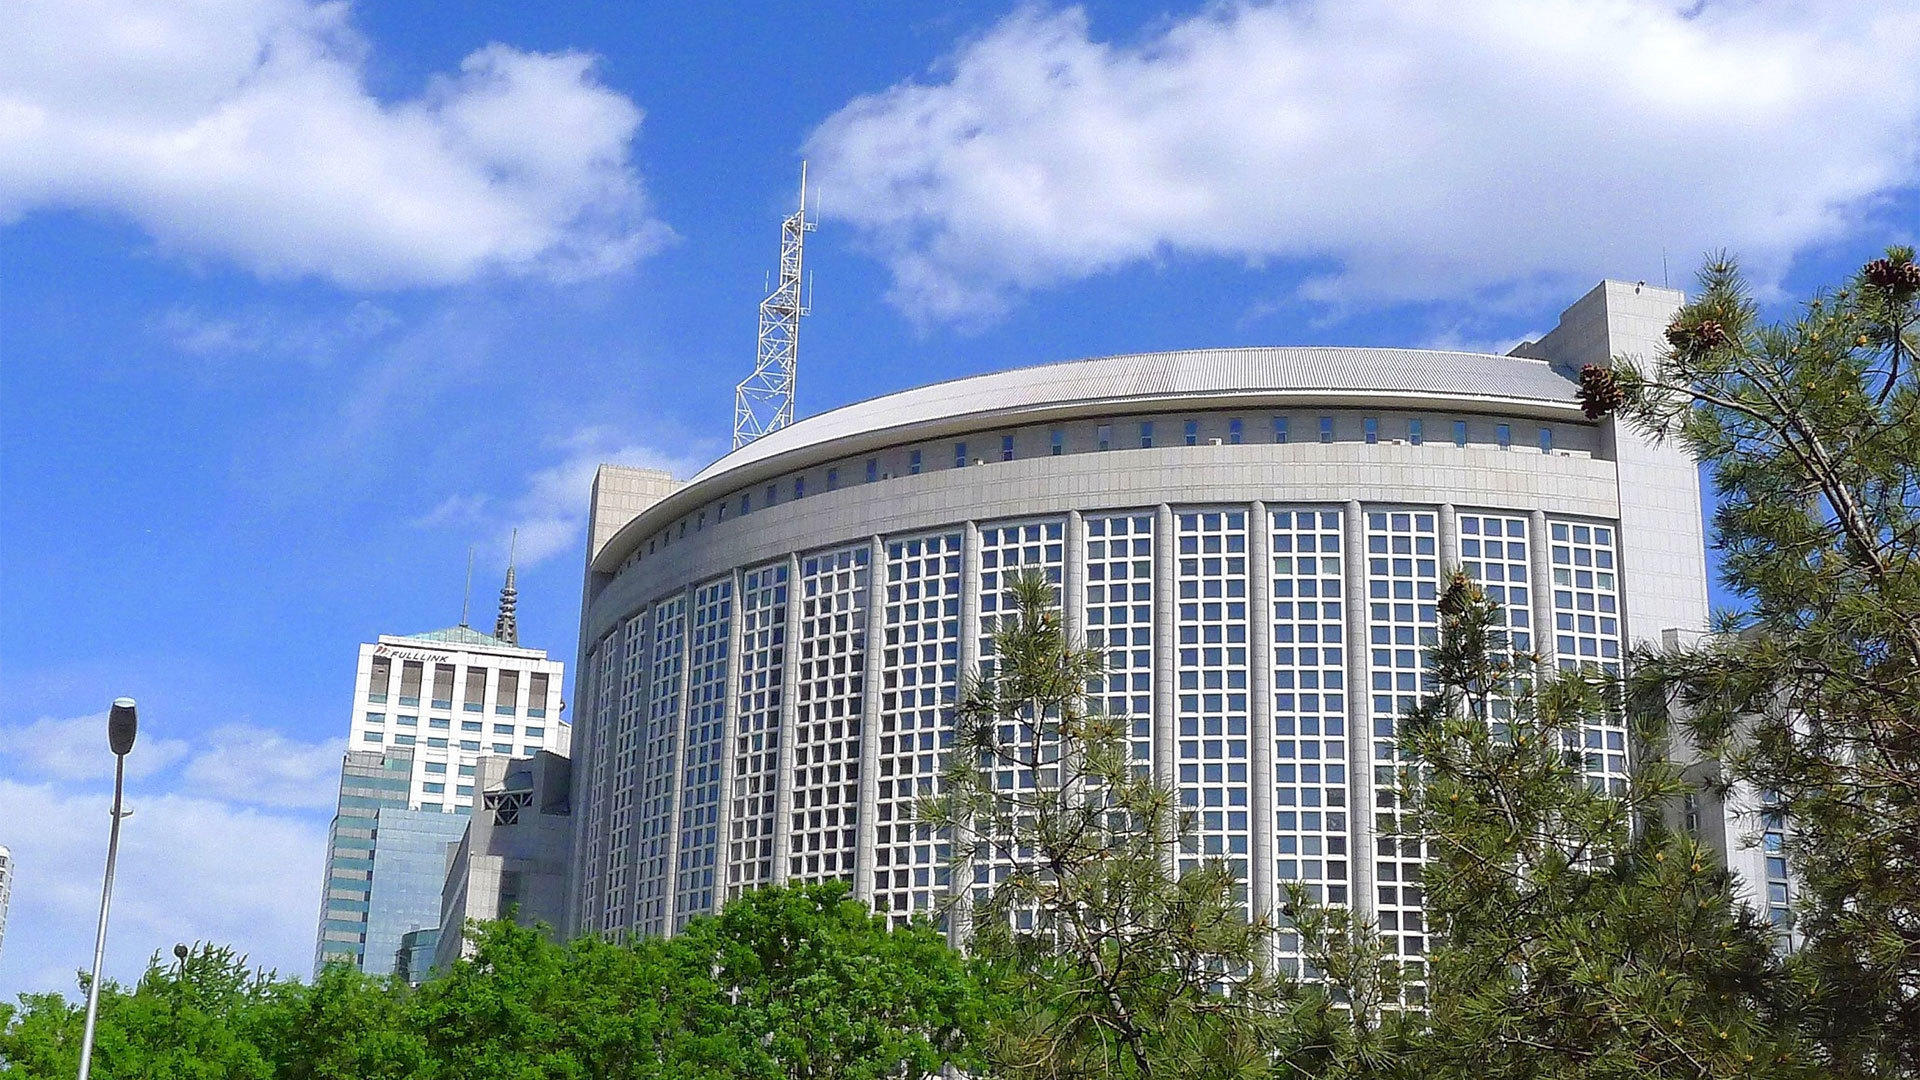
{"left": 855, "top": 536, "right": 886, "bottom": 903}
{"left": 1248, "top": 501, "right": 1274, "bottom": 925}
{"left": 771, "top": 554, "right": 804, "bottom": 887}
{"left": 1341, "top": 500, "right": 1376, "bottom": 927}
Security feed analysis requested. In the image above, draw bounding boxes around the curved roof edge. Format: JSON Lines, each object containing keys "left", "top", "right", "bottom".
{"left": 595, "top": 346, "right": 1581, "bottom": 573}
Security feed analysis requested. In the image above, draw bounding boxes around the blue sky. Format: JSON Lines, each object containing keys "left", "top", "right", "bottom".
{"left": 2, "top": 0, "right": 1916, "bottom": 998}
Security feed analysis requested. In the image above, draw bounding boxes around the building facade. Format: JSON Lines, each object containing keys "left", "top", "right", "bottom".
{"left": 316, "top": 565, "right": 570, "bottom": 977}
{"left": 0, "top": 843, "right": 13, "bottom": 964}
{"left": 565, "top": 282, "right": 1714, "bottom": 969}
{"left": 432, "top": 751, "right": 575, "bottom": 973}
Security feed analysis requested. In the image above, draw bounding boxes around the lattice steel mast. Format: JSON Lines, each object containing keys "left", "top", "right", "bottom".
{"left": 733, "top": 164, "right": 815, "bottom": 449}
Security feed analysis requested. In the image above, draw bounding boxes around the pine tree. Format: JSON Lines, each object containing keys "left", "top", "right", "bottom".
{"left": 1401, "top": 572, "right": 1815, "bottom": 1079}
{"left": 1599, "top": 249, "right": 1920, "bottom": 1076}
{"left": 921, "top": 570, "right": 1285, "bottom": 1079}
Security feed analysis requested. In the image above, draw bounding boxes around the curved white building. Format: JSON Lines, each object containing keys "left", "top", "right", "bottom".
{"left": 567, "top": 281, "right": 1709, "bottom": 969}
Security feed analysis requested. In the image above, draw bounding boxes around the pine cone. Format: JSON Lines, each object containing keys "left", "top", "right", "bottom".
{"left": 1666, "top": 317, "right": 1728, "bottom": 352}
{"left": 1863, "top": 257, "right": 1920, "bottom": 295}
{"left": 1578, "top": 363, "right": 1625, "bottom": 419}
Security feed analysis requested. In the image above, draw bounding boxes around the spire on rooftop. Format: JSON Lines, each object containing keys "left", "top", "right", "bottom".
{"left": 494, "top": 530, "right": 518, "bottom": 647}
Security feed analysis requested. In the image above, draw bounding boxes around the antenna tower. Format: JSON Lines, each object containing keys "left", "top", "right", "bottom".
{"left": 733, "top": 164, "right": 816, "bottom": 448}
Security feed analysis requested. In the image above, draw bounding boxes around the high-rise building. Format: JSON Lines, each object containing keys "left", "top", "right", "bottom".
{"left": 0, "top": 843, "right": 14, "bottom": 964}
{"left": 564, "top": 280, "right": 1727, "bottom": 966}
{"left": 315, "top": 562, "right": 568, "bottom": 976}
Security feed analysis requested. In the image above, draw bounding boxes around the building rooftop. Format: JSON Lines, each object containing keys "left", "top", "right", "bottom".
{"left": 399, "top": 625, "right": 519, "bottom": 648}
{"left": 690, "top": 345, "right": 1579, "bottom": 486}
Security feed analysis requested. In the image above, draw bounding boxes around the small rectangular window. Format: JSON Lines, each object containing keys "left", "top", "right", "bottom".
{"left": 1097, "top": 424, "right": 1112, "bottom": 451}
{"left": 430, "top": 717, "right": 450, "bottom": 730}
{"left": 365, "top": 711, "right": 384, "bottom": 725}
{"left": 826, "top": 468, "right": 838, "bottom": 491}
{"left": 741, "top": 492, "right": 751, "bottom": 515}
{"left": 528, "top": 672, "right": 548, "bottom": 717}
{"left": 492, "top": 742, "right": 513, "bottom": 754}
{"left": 423, "top": 782, "right": 445, "bottom": 794}
{"left": 909, "top": 450, "right": 922, "bottom": 475}
{"left": 392, "top": 734, "right": 415, "bottom": 746}
{"left": 459, "top": 739, "right": 480, "bottom": 752}
{"left": 1050, "top": 429, "right": 1064, "bottom": 456}
{"left": 428, "top": 737, "right": 449, "bottom": 748}
{"left": 397, "top": 715, "right": 418, "bottom": 727}
{"left": 1364, "top": 417, "right": 1379, "bottom": 444}
{"left": 1408, "top": 419, "right": 1423, "bottom": 445}
{"left": 1319, "top": 417, "right": 1334, "bottom": 443}
{"left": 1273, "top": 416, "right": 1289, "bottom": 443}
{"left": 363, "top": 731, "right": 382, "bottom": 743}
{"left": 431, "top": 666, "right": 453, "bottom": 710}
{"left": 496, "top": 670, "right": 518, "bottom": 715}
{"left": 399, "top": 661, "right": 423, "bottom": 707}
{"left": 1498, "top": 423, "right": 1512, "bottom": 449}
{"left": 368, "top": 657, "right": 391, "bottom": 703}
{"left": 458, "top": 764, "right": 476, "bottom": 777}
{"left": 717, "top": 502, "right": 727, "bottom": 522}
{"left": 1002, "top": 435, "right": 1015, "bottom": 461}
{"left": 462, "top": 720, "right": 483, "bottom": 733}
{"left": 866, "top": 459, "right": 878, "bottom": 483}
{"left": 794, "top": 476, "right": 805, "bottom": 499}
{"left": 463, "top": 669, "right": 486, "bottom": 712}
{"left": 765, "top": 483, "right": 777, "bottom": 506}
{"left": 1184, "top": 420, "right": 1199, "bottom": 446}
{"left": 1228, "top": 418, "right": 1243, "bottom": 444}
{"left": 1539, "top": 427, "right": 1553, "bottom": 454}
{"left": 1140, "top": 421, "right": 1154, "bottom": 448}
{"left": 1454, "top": 420, "right": 1468, "bottom": 447}
{"left": 425, "top": 762, "right": 447, "bottom": 774}
{"left": 954, "top": 442, "right": 967, "bottom": 468}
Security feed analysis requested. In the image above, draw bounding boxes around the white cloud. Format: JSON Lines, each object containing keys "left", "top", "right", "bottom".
{"left": 181, "top": 724, "right": 347, "bottom": 809}
{"left": 417, "top": 427, "right": 709, "bottom": 567}
{"left": 0, "top": 712, "right": 191, "bottom": 782}
{"left": 0, "top": 780, "right": 326, "bottom": 998}
{"left": 0, "top": 0, "right": 668, "bottom": 288}
{"left": 806, "top": 1, "right": 1920, "bottom": 325}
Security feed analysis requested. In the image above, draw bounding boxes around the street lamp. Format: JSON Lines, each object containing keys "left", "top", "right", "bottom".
{"left": 76, "top": 697, "right": 137, "bottom": 1080}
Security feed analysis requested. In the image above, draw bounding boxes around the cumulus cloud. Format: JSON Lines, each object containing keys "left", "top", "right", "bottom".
{"left": 181, "top": 724, "right": 347, "bottom": 809}
{"left": 0, "top": 0, "right": 668, "bottom": 288}
{"left": 416, "top": 427, "right": 708, "bottom": 566}
{"left": 0, "top": 712, "right": 191, "bottom": 782}
{"left": 0, "top": 780, "right": 327, "bottom": 997}
{"left": 806, "top": 0, "right": 1920, "bottom": 324}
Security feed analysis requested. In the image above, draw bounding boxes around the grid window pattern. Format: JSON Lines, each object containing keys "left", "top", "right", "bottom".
{"left": 1269, "top": 508, "right": 1350, "bottom": 934}
{"left": 606, "top": 615, "right": 649, "bottom": 932}
{"left": 675, "top": 579, "right": 732, "bottom": 926}
{"left": 1366, "top": 510, "right": 1438, "bottom": 970}
{"left": 789, "top": 546, "right": 870, "bottom": 883}
{"left": 635, "top": 596, "right": 686, "bottom": 937}
{"left": 974, "top": 521, "right": 1065, "bottom": 929}
{"left": 1085, "top": 514, "right": 1154, "bottom": 765}
{"left": 1458, "top": 514, "right": 1533, "bottom": 655}
{"left": 1550, "top": 520, "right": 1626, "bottom": 793}
{"left": 579, "top": 636, "right": 620, "bottom": 934}
{"left": 729, "top": 563, "right": 789, "bottom": 896}
{"left": 875, "top": 532, "right": 964, "bottom": 925}
{"left": 1175, "top": 510, "right": 1251, "bottom": 900}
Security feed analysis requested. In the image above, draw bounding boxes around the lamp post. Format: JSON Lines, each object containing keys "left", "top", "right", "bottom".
{"left": 76, "top": 697, "right": 137, "bottom": 1080}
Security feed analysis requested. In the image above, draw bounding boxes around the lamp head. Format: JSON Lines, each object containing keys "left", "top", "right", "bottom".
{"left": 108, "top": 698, "right": 138, "bottom": 756}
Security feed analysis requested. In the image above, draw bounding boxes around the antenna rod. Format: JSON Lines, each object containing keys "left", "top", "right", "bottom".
{"left": 460, "top": 545, "right": 474, "bottom": 627}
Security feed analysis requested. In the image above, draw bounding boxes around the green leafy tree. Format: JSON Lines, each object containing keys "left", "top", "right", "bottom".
{"left": 1598, "top": 248, "right": 1920, "bottom": 1075}
{"left": 924, "top": 570, "right": 1284, "bottom": 1080}
{"left": 1401, "top": 572, "right": 1814, "bottom": 1079}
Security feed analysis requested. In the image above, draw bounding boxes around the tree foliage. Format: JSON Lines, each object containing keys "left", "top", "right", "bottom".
{"left": 0, "top": 883, "right": 985, "bottom": 1080}
{"left": 923, "top": 570, "right": 1287, "bottom": 1079}
{"left": 1604, "top": 248, "right": 1920, "bottom": 1076}
{"left": 1403, "top": 573, "right": 1813, "bottom": 1079}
